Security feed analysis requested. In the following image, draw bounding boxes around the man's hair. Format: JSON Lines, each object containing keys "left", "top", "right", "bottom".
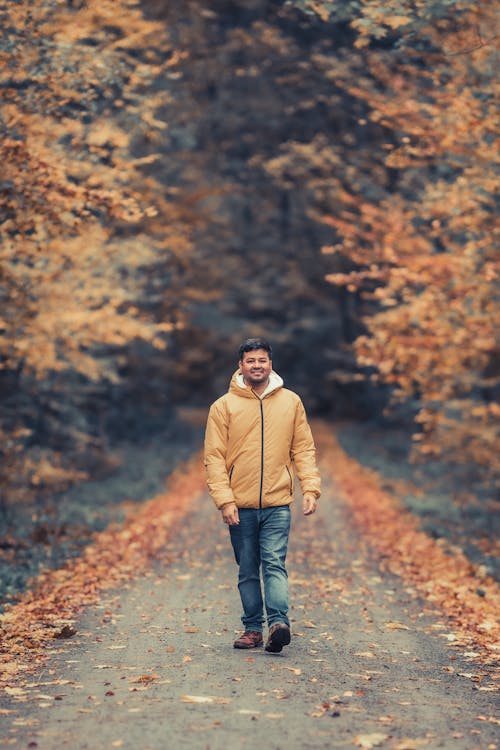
{"left": 238, "top": 337, "right": 272, "bottom": 360}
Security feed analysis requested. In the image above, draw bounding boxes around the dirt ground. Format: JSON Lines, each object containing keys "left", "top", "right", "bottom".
{"left": 1, "top": 465, "right": 498, "bottom": 750}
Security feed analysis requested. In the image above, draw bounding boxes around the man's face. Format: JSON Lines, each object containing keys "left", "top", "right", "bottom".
{"left": 239, "top": 348, "right": 272, "bottom": 388}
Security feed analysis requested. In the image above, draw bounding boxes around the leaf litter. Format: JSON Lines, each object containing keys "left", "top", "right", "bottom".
{"left": 1, "top": 421, "right": 499, "bottom": 750}
{"left": 0, "top": 452, "right": 206, "bottom": 688}
{"left": 314, "top": 423, "right": 500, "bottom": 671}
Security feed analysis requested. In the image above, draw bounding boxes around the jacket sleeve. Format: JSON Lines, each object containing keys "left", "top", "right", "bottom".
{"left": 290, "top": 400, "right": 321, "bottom": 499}
{"left": 204, "top": 399, "right": 237, "bottom": 510}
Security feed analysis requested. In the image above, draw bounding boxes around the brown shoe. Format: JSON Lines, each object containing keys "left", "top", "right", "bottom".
{"left": 233, "top": 630, "right": 263, "bottom": 649}
{"left": 265, "top": 623, "right": 291, "bottom": 653}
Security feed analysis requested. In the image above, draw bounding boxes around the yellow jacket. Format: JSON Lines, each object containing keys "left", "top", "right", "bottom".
{"left": 204, "top": 370, "right": 321, "bottom": 510}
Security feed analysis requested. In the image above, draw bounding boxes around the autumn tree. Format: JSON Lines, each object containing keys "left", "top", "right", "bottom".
{"left": 272, "top": 0, "right": 500, "bottom": 483}
{"left": 0, "top": 0, "right": 193, "bottom": 505}
{"left": 141, "top": 0, "right": 371, "bottom": 409}
{"left": 3, "top": 0, "right": 497, "bottom": 511}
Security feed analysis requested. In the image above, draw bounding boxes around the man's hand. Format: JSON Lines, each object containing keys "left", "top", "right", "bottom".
{"left": 221, "top": 502, "right": 240, "bottom": 525}
{"left": 303, "top": 492, "right": 318, "bottom": 516}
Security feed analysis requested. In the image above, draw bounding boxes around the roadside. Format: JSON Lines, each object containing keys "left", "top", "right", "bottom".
{"left": 1, "top": 422, "right": 498, "bottom": 750}
{"left": 336, "top": 420, "right": 499, "bottom": 582}
{"left": 0, "top": 412, "right": 204, "bottom": 608}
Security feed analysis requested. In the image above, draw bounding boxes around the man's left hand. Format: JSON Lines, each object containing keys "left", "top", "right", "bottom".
{"left": 303, "top": 492, "right": 318, "bottom": 516}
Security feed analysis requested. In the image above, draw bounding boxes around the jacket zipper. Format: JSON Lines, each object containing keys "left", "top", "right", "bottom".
{"left": 258, "top": 396, "right": 264, "bottom": 508}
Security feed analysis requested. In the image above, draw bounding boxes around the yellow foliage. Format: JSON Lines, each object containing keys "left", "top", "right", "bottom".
{"left": 0, "top": 0, "right": 192, "bottom": 501}
{"left": 322, "top": 0, "right": 500, "bottom": 479}
{"left": 385, "top": 15, "right": 412, "bottom": 29}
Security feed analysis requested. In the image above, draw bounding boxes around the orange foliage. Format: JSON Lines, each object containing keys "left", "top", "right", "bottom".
{"left": 1, "top": 1, "right": 179, "bottom": 379}
{"left": 0, "top": 0, "right": 191, "bottom": 499}
{"left": 315, "top": 1, "right": 499, "bottom": 479}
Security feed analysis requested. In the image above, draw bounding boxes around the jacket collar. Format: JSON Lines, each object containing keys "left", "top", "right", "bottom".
{"left": 231, "top": 370, "right": 283, "bottom": 399}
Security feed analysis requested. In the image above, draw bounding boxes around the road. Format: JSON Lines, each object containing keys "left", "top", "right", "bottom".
{"left": 1, "top": 466, "right": 498, "bottom": 750}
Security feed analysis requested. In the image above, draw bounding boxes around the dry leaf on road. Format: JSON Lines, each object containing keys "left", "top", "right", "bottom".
{"left": 393, "top": 739, "right": 429, "bottom": 750}
{"left": 354, "top": 733, "right": 388, "bottom": 748}
{"left": 385, "top": 622, "right": 410, "bottom": 631}
{"left": 181, "top": 695, "right": 215, "bottom": 704}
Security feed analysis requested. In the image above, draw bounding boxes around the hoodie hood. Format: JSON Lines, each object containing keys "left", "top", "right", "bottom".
{"left": 230, "top": 369, "right": 284, "bottom": 399}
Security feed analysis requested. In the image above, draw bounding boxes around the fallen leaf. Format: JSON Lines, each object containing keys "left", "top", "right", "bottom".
{"left": 283, "top": 666, "right": 302, "bottom": 675}
{"left": 0, "top": 662, "right": 19, "bottom": 675}
{"left": 181, "top": 695, "right": 214, "bottom": 704}
{"left": 385, "top": 622, "right": 410, "bottom": 631}
{"left": 354, "top": 733, "right": 388, "bottom": 748}
{"left": 130, "top": 674, "right": 160, "bottom": 684}
{"left": 53, "top": 624, "right": 77, "bottom": 639}
{"left": 393, "top": 740, "right": 429, "bottom": 750}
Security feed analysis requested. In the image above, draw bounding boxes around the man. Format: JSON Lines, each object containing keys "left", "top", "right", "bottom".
{"left": 204, "top": 337, "right": 321, "bottom": 653}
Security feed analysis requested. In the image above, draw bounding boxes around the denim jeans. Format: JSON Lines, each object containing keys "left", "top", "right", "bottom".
{"left": 229, "top": 505, "right": 291, "bottom": 631}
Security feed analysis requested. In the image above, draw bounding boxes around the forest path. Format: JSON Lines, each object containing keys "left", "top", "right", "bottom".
{"left": 1, "top": 448, "right": 498, "bottom": 750}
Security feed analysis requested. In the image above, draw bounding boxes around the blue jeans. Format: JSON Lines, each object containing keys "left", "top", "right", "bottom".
{"left": 229, "top": 505, "right": 291, "bottom": 631}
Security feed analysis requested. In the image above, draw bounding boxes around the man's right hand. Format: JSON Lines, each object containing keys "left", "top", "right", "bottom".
{"left": 221, "top": 502, "right": 240, "bottom": 525}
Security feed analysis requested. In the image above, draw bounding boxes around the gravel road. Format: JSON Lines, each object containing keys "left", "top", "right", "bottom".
{"left": 1, "top": 471, "right": 498, "bottom": 750}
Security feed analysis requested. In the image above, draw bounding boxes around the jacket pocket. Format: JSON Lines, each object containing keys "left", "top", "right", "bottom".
{"left": 285, "top": 465, "right": 293, "bottom": 495}
{"left": 229, "top": 464, "right": 235, "bottom": 486}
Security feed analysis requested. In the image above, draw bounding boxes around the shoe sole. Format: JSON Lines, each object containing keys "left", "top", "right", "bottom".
{"left": 265, "top": 626, "right": 291, "bottom": 653}
{"left": 233, "top": 642, "right": 263, "bottom": 649}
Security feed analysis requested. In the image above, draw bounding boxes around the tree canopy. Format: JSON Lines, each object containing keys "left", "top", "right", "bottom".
{"left": 1, "top": 0, "right": 498, "bottom": 506}
{"left": 295, "top": 0, "right": 499, "bottom": 476}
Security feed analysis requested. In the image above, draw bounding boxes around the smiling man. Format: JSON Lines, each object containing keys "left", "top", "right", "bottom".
{"left": 204, "top": 337, "right": 321, "bottom": 653}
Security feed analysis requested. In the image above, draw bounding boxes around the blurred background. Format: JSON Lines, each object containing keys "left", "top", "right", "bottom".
{"left": 1, "top": 0, "right": 498, "bottom": 596}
